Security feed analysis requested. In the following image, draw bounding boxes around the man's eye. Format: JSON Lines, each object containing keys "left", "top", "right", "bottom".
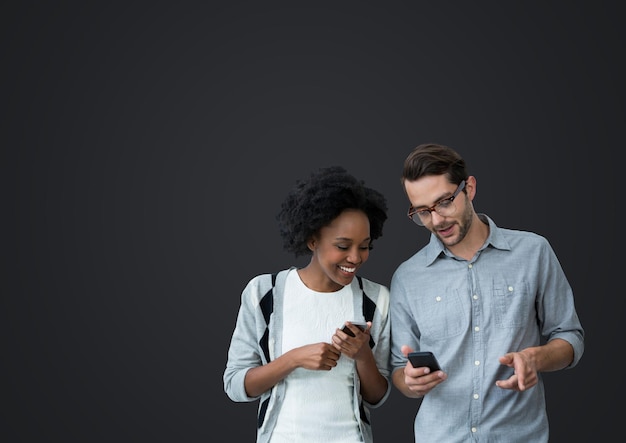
{"left": 438, "top": 199, "right": 453, "bottom": 209}
{"left": 417, "top": 210, "right": 430, "bottom": 218}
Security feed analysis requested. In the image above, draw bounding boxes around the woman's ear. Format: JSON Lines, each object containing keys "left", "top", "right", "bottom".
{"left": 307, "top": 236, "right": 317, "bottom": 252}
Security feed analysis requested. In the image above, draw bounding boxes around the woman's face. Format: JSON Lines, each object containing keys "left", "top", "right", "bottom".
{"left": 307, "top": 209, "right": 371, "bottom": 291}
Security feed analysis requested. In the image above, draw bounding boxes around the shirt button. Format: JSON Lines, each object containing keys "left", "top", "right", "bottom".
{"left": 474, "top": 360, "right": 480, "bottom": 366}
{"left": 508, "top": 286, "right": 514, "bottom": 292}
{"left": 468, "top": 264, "right": 473, "bottom": 269}
{"left": 435, "top": 296, "right": 442, "bottom": 302}
{"left": 471, "top": 427, "right": 477, "bottom": 433}
{"left": 474, "top": 326, "right": 480, "bottom": 332}
{"left": 473, "top": 294, "right": 478, "bottom": 300}
{"left": 473, "top": 393, "right": 479, "bottom": 399}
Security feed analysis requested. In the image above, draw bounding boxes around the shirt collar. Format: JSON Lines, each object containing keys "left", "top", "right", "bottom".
{"left": 424, "top": 213, "right": 511, "bottom": 265}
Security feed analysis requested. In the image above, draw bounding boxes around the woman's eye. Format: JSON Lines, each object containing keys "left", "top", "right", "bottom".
{"left": 336, "top": 244, "right": 370, "bottom": 251}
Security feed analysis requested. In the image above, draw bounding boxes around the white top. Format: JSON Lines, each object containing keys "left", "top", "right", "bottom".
{"left": 270, "top": 270, "right": 362, "bottom": 442}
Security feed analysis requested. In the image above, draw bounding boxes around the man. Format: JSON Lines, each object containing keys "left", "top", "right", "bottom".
{"left": 389, "top": 143, "right": 584, "bottom": 442}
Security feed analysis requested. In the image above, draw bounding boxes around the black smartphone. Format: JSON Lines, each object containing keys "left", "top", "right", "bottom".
{"left": 341, "top": 321, "right": 367, "bottom": 337}
{"left": 408, "top": 351, "right": 441, "bottom": 371}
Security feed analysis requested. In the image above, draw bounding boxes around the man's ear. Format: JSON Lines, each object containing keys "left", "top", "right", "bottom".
{"left": 465, "top": 175, "right": 477, "bottom": 200}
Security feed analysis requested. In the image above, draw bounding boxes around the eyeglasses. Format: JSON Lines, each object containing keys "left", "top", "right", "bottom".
{"left": 407, "top": 180, "right": 466, "bottom": 226}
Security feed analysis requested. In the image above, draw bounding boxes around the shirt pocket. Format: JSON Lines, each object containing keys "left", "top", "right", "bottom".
{"left": 416, "top": 288, "right": 465, "bottom": 340}
{"left": 493, "top": 280, "right": 532, "bottom": 329}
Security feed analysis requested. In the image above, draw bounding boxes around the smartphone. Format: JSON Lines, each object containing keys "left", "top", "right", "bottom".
{"left": 408, "top": 351, "right": 441, "bottom": 371}
{"left": 341, "top": 321, "right": 367, "bottom": 337}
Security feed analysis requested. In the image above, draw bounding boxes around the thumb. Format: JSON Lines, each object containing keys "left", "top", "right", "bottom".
{"left": 401, "top": 345, "right": 414, "bottom": 357}
{"left": 499, "top": 353, "right": 513, "bottom": 366}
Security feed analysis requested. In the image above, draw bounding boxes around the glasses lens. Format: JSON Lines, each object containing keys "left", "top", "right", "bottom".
{"left": 411, "top": 212, "right": 425, "bottom": 226}
{"left": 408, "top": 181, "right": 464, "bottom": 227}
{"left": 435, "top": 198, "right": 456, "bottom": 216}
{"left": 409, "top": 199, "right": 456, "bottom": 226}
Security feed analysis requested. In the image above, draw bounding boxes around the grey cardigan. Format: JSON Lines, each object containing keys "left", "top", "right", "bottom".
{"left": 223, "top": 267, "right": 391, "bottom": 443}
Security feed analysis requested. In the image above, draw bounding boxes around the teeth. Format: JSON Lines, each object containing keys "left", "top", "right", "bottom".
{"left": 340, "top": 266, "right": 356, "bottom": 273}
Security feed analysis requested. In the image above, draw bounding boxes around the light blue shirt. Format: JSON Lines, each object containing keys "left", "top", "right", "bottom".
{"left": 390, "top": 214, "right": 584, "bottom": 443}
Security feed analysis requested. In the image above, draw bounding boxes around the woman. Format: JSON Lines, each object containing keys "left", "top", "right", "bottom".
{"left": 223, "top": 166, "right": 391, "bottom": 443}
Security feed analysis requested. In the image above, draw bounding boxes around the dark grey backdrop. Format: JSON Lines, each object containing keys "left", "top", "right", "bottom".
{"left": 4, "top": 2, "right": 620, "bottom": 442}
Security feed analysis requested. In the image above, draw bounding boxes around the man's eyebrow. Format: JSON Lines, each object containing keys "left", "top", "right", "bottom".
{"left": 413, "top": 191, "right": 454, "bottom": 209}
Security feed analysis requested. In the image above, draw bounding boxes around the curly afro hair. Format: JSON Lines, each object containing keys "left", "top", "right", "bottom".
{"left": 276, "top": 166, "right": 388, "bottom": 257}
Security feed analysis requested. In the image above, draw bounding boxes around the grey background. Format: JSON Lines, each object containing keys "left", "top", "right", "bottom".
{"left": 4, "top": 2, "right": 620, "bottom": 441}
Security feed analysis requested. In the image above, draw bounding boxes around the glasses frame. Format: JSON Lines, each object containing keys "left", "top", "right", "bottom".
{"left": 407, "top": 180, "right": 466, "bottom": 226}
